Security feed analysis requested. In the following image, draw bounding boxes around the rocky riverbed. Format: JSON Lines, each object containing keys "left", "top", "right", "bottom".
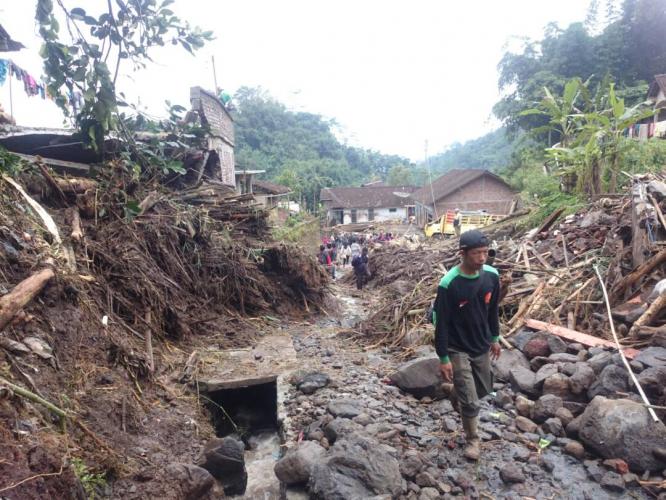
{"left": 273, "top": 280, "right": 664, "bottom": 499}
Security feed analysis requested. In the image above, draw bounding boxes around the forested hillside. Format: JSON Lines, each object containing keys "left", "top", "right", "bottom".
{"left": 232, "top": 87, "right": 416, "bottom": 209}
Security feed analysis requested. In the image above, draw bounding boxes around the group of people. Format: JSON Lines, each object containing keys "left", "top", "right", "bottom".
{"left": 317, "top": 234, "right": 371, "bottom": 290}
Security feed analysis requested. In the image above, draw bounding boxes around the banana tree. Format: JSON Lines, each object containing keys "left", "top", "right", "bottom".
{"left": 579, "top": 83, "right": 654, "bottom": 192}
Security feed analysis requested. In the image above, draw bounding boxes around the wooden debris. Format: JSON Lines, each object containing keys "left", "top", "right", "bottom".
{"left": 0, "top": 268, "right": 55, "bottom": 332}
{"left": 524, "top": 319, "right": 639, "bottom": 359}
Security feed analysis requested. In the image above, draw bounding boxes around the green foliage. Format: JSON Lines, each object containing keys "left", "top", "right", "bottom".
{"left": 35, "top": 0, "right": 213, "bottom": 151}
{"left": 232, "top": 87, "right": 414, "bottom": 210}
{"left": 71, "top": 457, "right": 106, "bottom": 499}
{"left": 0, "top": 147, "right": 24, "bottom": 176}
{"left": 425, "top": 128, "right": 521, "bottom": 174}
{"left": 494, "top": 0, "right": 664, "bottom": 137}
{"left": 386, "top": 164, "right": 415, "bottom": 186}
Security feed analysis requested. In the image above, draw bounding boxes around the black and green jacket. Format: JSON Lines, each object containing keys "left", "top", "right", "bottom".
{"left": 433, "top": 264, "right": 500, "bottom": 363}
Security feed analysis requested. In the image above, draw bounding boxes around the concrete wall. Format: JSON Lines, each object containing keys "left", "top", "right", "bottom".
{"left": 326, "top": 207, "right": 408, "bottom": 225}
{"left": 434, "top": 176, "right": 516, "bottom": 215}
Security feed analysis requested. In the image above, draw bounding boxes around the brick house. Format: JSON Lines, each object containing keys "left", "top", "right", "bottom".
{"left": 320, "top": 185, "right": 417, "bottom": 226}
{"left": 411, "top": 169, "right": 517, "bottom": 226}
{"left": 190, "top": 86, "right": 235, "bottom": 186}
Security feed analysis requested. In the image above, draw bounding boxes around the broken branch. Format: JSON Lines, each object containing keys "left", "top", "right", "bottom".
{"left": 0, "top": 268, "right": 55, "bottom": 332}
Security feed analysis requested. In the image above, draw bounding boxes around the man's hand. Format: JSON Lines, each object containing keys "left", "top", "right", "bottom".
{"left": 490, "top": 342, "right": 501, "bottom": 360}
{"left": 440, "top": 362, "right": 453, "bottom": 382}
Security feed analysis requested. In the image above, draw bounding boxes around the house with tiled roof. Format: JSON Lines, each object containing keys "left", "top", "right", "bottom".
{"left": 411, "top": 169, "right": 517, "bottom": 226}
{"left": 319, "top": 185, "right": 417, "bottom": 226}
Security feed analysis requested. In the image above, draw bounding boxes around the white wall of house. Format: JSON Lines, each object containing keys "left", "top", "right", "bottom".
{"left": 332, "top": 207, "right": 408, "bottom": 224}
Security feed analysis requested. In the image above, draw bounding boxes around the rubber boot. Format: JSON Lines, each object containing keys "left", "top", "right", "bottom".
{"left": 462, "top": 416, "right": 481, "bottom": 461}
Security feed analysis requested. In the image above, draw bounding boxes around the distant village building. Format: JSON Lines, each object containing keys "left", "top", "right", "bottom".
{"left": 411, "top": 169, "right": 517, "bottom": 226}
{"left": 190, "top": 86, "right": 235, "bottom": 186}
{"left": 320, "top": 185, "right": 417, "bottom": 226}
{"left": 252, "top": 179, "right": 292, "bottom": 209}
{"left": 648, "top": 75, "right": 666, "bottom": 135}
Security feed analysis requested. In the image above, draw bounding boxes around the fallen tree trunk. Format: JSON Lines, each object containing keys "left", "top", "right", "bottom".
{"left": 610, "top": 249, "right": 666, "bottom": 303}
{"left": 629, "top": 294, "right": 666, "bottom": 337}
{"left": 524, "top": 318, "right": 640, "bottom": 359}
{"left": 55, "top": 177, "right": 97, "bottom": 194}
{"left": 0, "top": 268, "right": 55, "bottom": 332}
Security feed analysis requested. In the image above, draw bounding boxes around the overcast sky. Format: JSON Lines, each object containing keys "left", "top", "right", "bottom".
{"left": 2, "top": 1, "right": 589, "bottom": 161}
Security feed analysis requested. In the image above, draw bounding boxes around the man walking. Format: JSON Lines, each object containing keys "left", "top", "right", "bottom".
{"left": 433, "top": 229, "right": 501, "bottom": 461}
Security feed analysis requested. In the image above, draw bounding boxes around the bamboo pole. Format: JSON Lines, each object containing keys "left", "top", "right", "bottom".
{"left": 594, "top": 265, "right": 659, "bottom": 423}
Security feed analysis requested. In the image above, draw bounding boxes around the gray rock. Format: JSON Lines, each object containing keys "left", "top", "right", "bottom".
{"left": 500, "top": 463, "right": 526, "bottom": 483}
{"left": 389, "top": 356, "right": 446, "bottom": 399}
{"left": 587, "top": 364, "right": 628, "bottom": 399}
{"left": 533, "top": 394, "right": 563, "bottom": 423}
{"left": 547, "top": 335, "right": 568, "bottom": 354}
{"left": 635, "top": 347, "right": 666, "bottom": 368}
{"left": 600, "top": 471, "right": 625, "bottom": 492}
{"left": 415, "top": 471, "right": 438, "bottom": 488}
{"left": 588, "top": 351, "right": 613, "bottom": 374}
{"left": 509, "top": 366, "right": 539, "bottom": 398}
{"left": 534, "top": 363, "right": 559, "bottom": 388}
{"left": 637, "top": 366, "right": 666, "bottom": 399}
{"left": 493, "top": 349, "right": 530, "bottom": 382}
{"left": 400, "top": 451, "right": 425, "bottom": 479}
{"left": 542, "top": 373, "right": 571, "bottom": 399}
{"left": 542, "top": 417, "right": 564, "bottom": 437}
{"left": 164, "top": 463, "right": 215, "bottom": 500}
{"left": 327, "top": 399, "right": 363, "bottom": 419}
{"left": 548, "top": 352, "right": 580, "bottom": 363}
{"left": 530, "top": 356, "right": 553, "bottom": 371}
{"left": 565, "top": 415, "right": 583, "bottom": 439}
{"left": 298, "top": 372, "right": 330, "bottom": 394}
{"left": 418, "top": 487, "right": 440, "bottom": 500}
{"left": 510, "top": 329, "right": 538, "bottom": 351}
{"left": 196, "top": 437, "right": 247, "bottom": 495}
{"left": 514, "top": 416, "right": 538, "bottom": 433}
{"left": 494, "top": 389, "right": 513, "bottom": 407}
{"left": 309, "top": 434, "right": 403, "bottom": 499}
{"left": 578, "top": 396, "right": 666, "bottom": 472}
{"left": 560, "top": 362, "right": 578, "bottom": 376}
{"left": 570, "top": 362, "right": 596, "bottom": 395}
{"left": 554, "top": 407, "right": 574, "bottom": 427}
{"left": 274, "top": 441, "right": 326, "bottom": 485}
{"left": 515, "top": 395, "right": 534, "bottom": 418}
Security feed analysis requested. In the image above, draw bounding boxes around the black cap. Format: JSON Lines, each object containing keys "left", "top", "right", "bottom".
{"left": 459, "top": 230, "right": 489, "bottom": 250}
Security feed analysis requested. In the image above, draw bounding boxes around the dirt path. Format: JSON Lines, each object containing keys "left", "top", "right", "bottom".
{"left": 277, "top": 273, "right": 647, "bottom": 499}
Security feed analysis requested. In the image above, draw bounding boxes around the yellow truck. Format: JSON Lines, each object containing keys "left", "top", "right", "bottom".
{"left": 424, "top": 210, "right": 503, "bottom": 238}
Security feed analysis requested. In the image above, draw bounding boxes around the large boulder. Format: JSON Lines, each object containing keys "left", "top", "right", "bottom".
{"left": 389, "top": 356, "right": 446, "bottom": 399}
{"left": 324, "top": 418, "right": 363, "bottom": 444}
{"left": 327, "top": 399, "right": 363, "bottom": 419}
{"left": 588, "top": 351, "right": 613, "bottom": 374}
{"left": 533, "top": 394, "right": 563, "bottom": 424}
{"left": 493, "top": 349, "right": 530, "bottom": 382}
{"left": 297, "top": 372, "right": 330, "bottom": 395}
{"left": 523, "top": 335, "right": 550, "bottom": 359}
{"left": 587, "top": 365, "right": 628, "bottom": 399}
{"left": 196, "top": 437, "right": 247, "bottom": 495}
{"left": 308, "top": 434, "right": 403, "bottom": 498}
{"left": 509, "top": 366, "right": 538, "bottom": 398}
{"left": 274, "top": 441, "right": 326, "bottom": 485}
{"left": 542, "top": 373, "right": 572, "bottom": 399}
{"left": 578, "top": 396, "right": 666, "bottom": 472}
{"left": 635, "top": 347, "right": 666, "bottom": 368}
{"left": 164, "top": 463, "right": 215, "bottom": 500}
{"left": 637, "top": 366, "right": 666, "bottom": 399}
{"left": 534, "top": 363, "right": 559, "bottom": 388}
